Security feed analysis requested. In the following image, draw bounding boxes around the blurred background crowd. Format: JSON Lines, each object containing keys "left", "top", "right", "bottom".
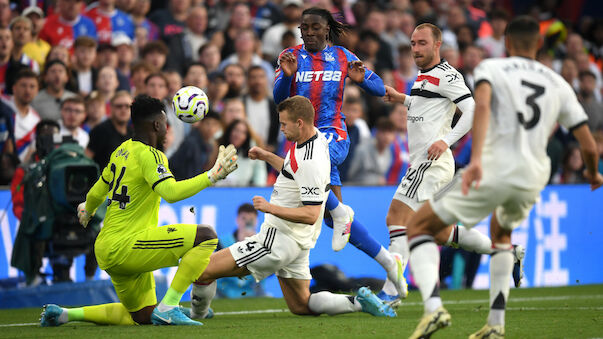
{"left": 0, "top": 0, "right": 602, "bottom": 190}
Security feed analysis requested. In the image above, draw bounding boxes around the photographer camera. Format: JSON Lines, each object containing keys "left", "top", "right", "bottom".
{"left": 11, "top": 119, "right": 103, "bottom": 286}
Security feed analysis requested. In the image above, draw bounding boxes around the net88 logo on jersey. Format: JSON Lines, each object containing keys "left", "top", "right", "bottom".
{"left": 295, "top": 71, "right": 343, "bottom": 82}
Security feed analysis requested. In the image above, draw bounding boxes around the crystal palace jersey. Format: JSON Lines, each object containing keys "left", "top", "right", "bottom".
{"left": 264, "top": 129, "right": 330, "bottom": 250}
{"left": 38, "top": 14, "right": 97, "bottom": 51}
{"left": 274, "top": 44, "right": 385, "bottom": 141}
{"left": 85, "top": 7, "right": 135, "bottom": 44}
{"left": 406, "top": 59, "right": 473, "bottom": 164}
{"left": 474, "top": 56, "right": 588, "bottom": 190}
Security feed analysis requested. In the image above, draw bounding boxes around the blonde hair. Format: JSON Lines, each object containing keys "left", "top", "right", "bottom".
{"left": 415, "top": 23, "right": 442, "bottom": 43}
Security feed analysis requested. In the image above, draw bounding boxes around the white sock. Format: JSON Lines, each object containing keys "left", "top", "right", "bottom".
{"left": 488, "top": 243, "right": 513, "bottom": 326}
{"left": 58, "top": 308, "right": 68, "bottom": 324}
{"left": 156, "top": 302, "right": 176, "bottom": 312}
{"left": 447, "top": 225, "right": 493, "bottom": 254}
{"left": 329, "top": 201, "right": 348, "bottom": 219}
{"left": 374, "top": 246, "right": 395, "bottom": 271}
{"left": 308, "top": 291, "right": 362, "bottom": 315}
{"left": 190, "top": 281, "right": 216, "bottom": 318}
{"left": 409, "top": 235, "right": 442, "bottom": 314}
{"left": 381, "top": 226, "right": 409, "bottom": 295}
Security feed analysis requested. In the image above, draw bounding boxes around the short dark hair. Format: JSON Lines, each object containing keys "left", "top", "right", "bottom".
{"left": 204, "top": 111, "right": 220, "bottom": 121}
{"left": 490, "top": 8, "right": 509, "bottom": 22}
{"left": 74, "top": 36, "right": 97, "bottom": 49}
{"left": 238, "top": 203, "right": 257, "bottom": 215}
{"left": 60, "top": 95, "right": 85, "bottom": 109}
{"left": 219, "top": 119, "right": 251, "bottom": 154}
{"left": 131, "top": 60, "right": 154, "bottom": 74}
{"left": 141, "top": 40, "right": 168, "bottom": 57}
{"left": 131, "top": 94, "right": 165, "bottom": 126}
{"left": 144, "top": 72, "right": 168, "bottom": 86}
{"left": 505, "top": 15, "right": 540, "bottom": 51}
{"left": 277, "top": 95, "right": 315, "bottom": 124}
{"left": 578, "top": 70, "right": 596, "bottom": 81}
{"left": 247, "top": 65, "right": 265, "bottom": 77}
{"left": 13, "top": 68, "right": 38, "bottom": 84}
{"left": 375, "top": 116, "right": 395, "bottom": 132}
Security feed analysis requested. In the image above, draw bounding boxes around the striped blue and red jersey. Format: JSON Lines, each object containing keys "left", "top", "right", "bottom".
{"left": 274, "top": 44, "right": 385, "bottom": 141}
{"left": 85, "top": 7, "right": 135, "bottom": 45}
{"left": 39, "top": 14, "right": 97, "bottom": 52}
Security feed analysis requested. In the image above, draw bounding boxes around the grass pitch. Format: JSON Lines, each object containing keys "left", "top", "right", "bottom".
{"left": 1, "top": 284, "right": 602, "bottom": 338}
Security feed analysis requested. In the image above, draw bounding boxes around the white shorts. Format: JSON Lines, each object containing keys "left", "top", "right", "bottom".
{"left": 228, "top": 224, "right": 311, "bottom": 282}
{"left": 430, "top": 171, "right": 541, "bottom": 230}
{"left": 393, "top": 158, "right": 454, "bottom": 211}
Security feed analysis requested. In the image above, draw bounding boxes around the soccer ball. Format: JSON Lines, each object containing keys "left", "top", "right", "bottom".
{"left": 172, "top": 86, "right": 209, "bottom": 123}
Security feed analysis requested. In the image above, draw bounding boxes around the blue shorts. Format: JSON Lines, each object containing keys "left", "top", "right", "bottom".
{"left": 321, "top": 129, "right": 350, "bottom": 186}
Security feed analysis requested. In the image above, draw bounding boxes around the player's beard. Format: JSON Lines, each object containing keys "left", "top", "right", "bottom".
{"left": 415, "top": 51, "right": 434, "bottom": 69}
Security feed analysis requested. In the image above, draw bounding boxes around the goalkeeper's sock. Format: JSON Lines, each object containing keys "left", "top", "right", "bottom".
{"left": 488, "top": 244, "right": 513, "bottom": 326}
{"left": 191, "top": 281, "right": 217, "bottom": 319}
{"left": 308, "top": 291, "right": 362, "bottom": 315}
{"left": 66, "top": 303, "right": 135, "bottom": 325}
{"left": 446, "top": 225, "right": 493, "bottom": 254}
{"left": 158, "top": 239, "right": 218, "bottom": 310}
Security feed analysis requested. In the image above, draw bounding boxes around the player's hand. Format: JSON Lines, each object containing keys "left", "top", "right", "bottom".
{"left": 278, "top": 52, "right": 297, "bottom": 77}
{"left": 461, "top": 161, "right": 482, "bottom": 195}
{"left": 248, "top": 146, "right": 266, "bottom": 161}
{"left": 584, "top": 170, "right": 603, "bottom": 191}
{"left": 208, "top": 144, "right": 238, "bottom": 184}
{"left": 252, "top": 195, "right": 271, "bottom": 214}
{"left": 348, "top": 60, "right": 366, "bottom": 83}
{"left": 383, "top": 85, "right": 405, "bottom": 103}
{"left": 77, "top": 202, "right": 93, "bottom": 228}
{"left": 427, "top": 140, "right": 448, "bottom": 161}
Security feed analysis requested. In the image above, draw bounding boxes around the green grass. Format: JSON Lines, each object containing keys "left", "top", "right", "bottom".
{"left": 1, "top": 285, "right": 602, "bottom": 338}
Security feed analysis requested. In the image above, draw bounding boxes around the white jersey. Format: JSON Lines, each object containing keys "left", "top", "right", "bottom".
{"left": 264, "top": 129, "right": 330, "bottom": 250}
{"left": 474, "top": 57, "right": 588, "bottom": 190}
{"left": 406, "top": 60, "right": 474, "bottom": 165}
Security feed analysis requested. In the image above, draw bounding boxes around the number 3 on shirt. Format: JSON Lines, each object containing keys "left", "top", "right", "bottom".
{"left": 517, "top": 80, "right": 545, "bottom": 130}
{"left": 107, "top": 163, "right": 131, "bottom": 209}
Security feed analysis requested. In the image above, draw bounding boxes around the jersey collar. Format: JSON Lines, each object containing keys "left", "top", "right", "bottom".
{"left": 420, "top": 58, "right": 446, "bottom": 73}
{"left": 296, "top": 132, "right": 318, "bottom": 148}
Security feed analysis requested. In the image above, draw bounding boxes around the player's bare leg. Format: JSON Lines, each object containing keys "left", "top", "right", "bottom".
{"left": 189, "top": 248, "right": 250, "bottom": 319}
{"left": 407, "top": 202, "right": 451, "bottom": 339}
{"left": 279, "top": 278, "right": 313, "bottom": 315}
{"left": 469, "top": 213, "right": 512, "bottom": 339}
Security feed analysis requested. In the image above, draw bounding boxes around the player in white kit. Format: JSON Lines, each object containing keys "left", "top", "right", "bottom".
{"left": 379, "top": 23, "right": 525, "bottom": 304}
{"left": 406, "top": 16, "right": 603, "bottom": 338}
{"left": 187, "top": 96, "right": 396, "bottom": 319}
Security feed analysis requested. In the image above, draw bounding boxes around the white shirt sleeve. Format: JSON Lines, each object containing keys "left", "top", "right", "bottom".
{"left": 439, "top": 69, "right": 475, "bottom": 146}
{"left": 558, "top": 80, "right": 589, "bottom": 131}
{"left": 295, "top": 158, "right": 328, "bottom": 205}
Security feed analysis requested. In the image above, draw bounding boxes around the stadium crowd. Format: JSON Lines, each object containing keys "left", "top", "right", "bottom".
{"left": 0, "top": 0, "right": 602, "bottom": 192}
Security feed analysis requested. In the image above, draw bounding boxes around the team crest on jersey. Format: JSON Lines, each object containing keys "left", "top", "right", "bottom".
{"left": 324, "top": 52, "right": 335, "bottom": 62}
{"left": 420, "top": 79, "right": 428, "bottom": 91}
{"left": 157, "top": 164, "right": 169, "bottom": 178}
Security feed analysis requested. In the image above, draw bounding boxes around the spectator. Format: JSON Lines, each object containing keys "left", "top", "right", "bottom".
{"left": 387, "top": 102, "right": 410, "bottom": 184}
{"left": 21, "top": 6, "right": 51, "bottom": 69}
{"left": 363, "top": 9, "right": 395, "bottom": 71}
{"left": 441, "top": 43, "right": 461, "bottom": 69}
{"left": 95, "top": 65, "right": 120, "bottom": 114}
{"left": 182, "top": 62, "right": 207, "bottom": 91}
{"left": 144, "top": 72, "right": 186, "bottom": 157}
{"left": 206, "top": 72, "right": 228, "bottom": 113}
{"left": 95, "top": 43, "right": 130, "bottom": 91}
{"left": 443, "top": 5, "right": 465, "bottom": 49}
{"left": 113, "top": 34, "right": 135, "bottom": 79}
{"left": 216, "top": 119, "right": 267, "bottom": 187}
{"left": 45, "top": 45, "right": 71, "bottom": 67}
{"left": 476, "top": 9, "right": 508, "bottom": 58}
{"left": 59, "top": 96, "right": 89, "bottom": 148}
{"left": 220, "top": 97, "right": 246, "bottom": 130}
{"left": 169, "top": 111, "right": 220, "bottom": 180}
{"left": 578, "top": 71, "right": 603, "bottom": 132}
{"left": 31, "top": 60, "right": 77, "bottom": 121}
{"left": 216, "top": 2, "right": 253, "bottom": 60}
{"left": 0, "top": 27, "right": 28, "bottom": 95}
{"left": 38, "top": 0, "right": 97, "bottom": 51}
{"left": 83, "top": 91, "right": 106, "bottom": 132}
{"left": 165, "top": 6, "right": 208, "bottom": 75}
{"left": 339, "top": 96, "right": 370, "bottom": 182}
{"left": 223, "top": 63, "right": 246, "bottom": 99}
{"left": 0, "top": 0, "right": 9, "bottom": 28}
{"left": 165, "top": 69, "right": 183, "bottom": 98}
{"left": 9, "top": 16, "right": 40, "bottom": 74}
{"left": 243, "top": 65, "right": 279, "bottom": 151}
{"left": 383, "top": 8, "right": 411, "bottom": 65}
{"left": 86, "top": 91, "right": 133, "bottom": 169}
{"left": 347, "top": 117, "right": 397, "bottom": 185}
{"left": 560, "top": 58, "right": 579, "bottom": 90}
{"left": 0, "top": 99, "right": 16, "bottom": 184}
{"left": 356, "top": 30, "right": 386, "bottom": 73}
{"left": 250, "top": 0, "right": 282, "bottom": 38}
{"left": 130, "top": 0, "right": 159, "bottom": 41}
{"left": 412, "top": 0, "right": 437, "bottom": 25}
{"left": 141, "top": 40, "right": 169, "bottom": 72}
{"left": 5, "top": 69, "right": 40, "bottom": 163}
{"left": 455, "top": 24, "right": 477, "bottom": 52}
{"left": 552, "top": 143, "right": 588, "bottom": 184}
{"left": 72, "top": 36, "right": 98, "bottom": 96}
{"left": 198, "top": 42, "right": 221, "bottom": 74}
{"left": 130, "top": 60, "right": 153, "bottom": 96}
{"left": 393, "top": 44, "right": 417, "bottom": 95}
{"left": 215, "top": 203, "right": 267, "bottom": 298}
{"left": 261, "top": 0, "right": 303, "bottom": 62}
{"left": 219, "top": 28, "right": 275, "bottom": 86}
{"left": 460, "top": 44, "right": 484, "bottom": 91}
{"left": 84, "top": 0, "right": 135, "bottom": 45}
{"left": 148, "top": 0, "right": 190, "bottom": 41}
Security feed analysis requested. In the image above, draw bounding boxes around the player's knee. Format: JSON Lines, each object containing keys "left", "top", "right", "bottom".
{"left": 195, "top": 224, "right": 217, "bottom": 245}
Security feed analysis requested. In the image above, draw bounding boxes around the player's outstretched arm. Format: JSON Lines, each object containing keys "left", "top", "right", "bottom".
{"left": 154, "top": 145, "right": 239, "bottom": 203}
{"left": 350, "top": 60, "right": 386, "bottom": 96}
{"left": 383, "top": 85, "right": 408, "bottom": 105}
{"left": 572, "top": 124, "right": 603, "bottom": 190}
{"left": 253, "top": 195, "right": 321, "bottom": 225}
{"left": 78, "top": 167, "right": 113, "bottom": 227}
{"left": 461, "top": 81, "right": 491, "bottom": 195}
{"left": 248, "top": 146, "right": 284, "bottom": 171}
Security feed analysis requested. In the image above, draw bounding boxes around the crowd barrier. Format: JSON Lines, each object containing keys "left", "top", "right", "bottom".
{"left": 1, "top": 184, "right": 601, "bottom": 299}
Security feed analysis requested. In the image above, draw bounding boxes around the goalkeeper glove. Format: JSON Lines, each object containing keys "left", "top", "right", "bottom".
{"left": 208, "top": 144, "right": 238, "bottom": 184}
{"left": 77, "top": 202, "right": 94, "bottom": 227}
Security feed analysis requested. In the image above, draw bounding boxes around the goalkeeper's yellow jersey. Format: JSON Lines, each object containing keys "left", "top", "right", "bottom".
{"left": 92, "top": 139, "right": 174, "bottom": 268}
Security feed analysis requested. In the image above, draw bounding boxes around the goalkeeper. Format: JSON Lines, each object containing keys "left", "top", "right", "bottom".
{"left": 40, "top": 95, "right": 239, "bottom": 326}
